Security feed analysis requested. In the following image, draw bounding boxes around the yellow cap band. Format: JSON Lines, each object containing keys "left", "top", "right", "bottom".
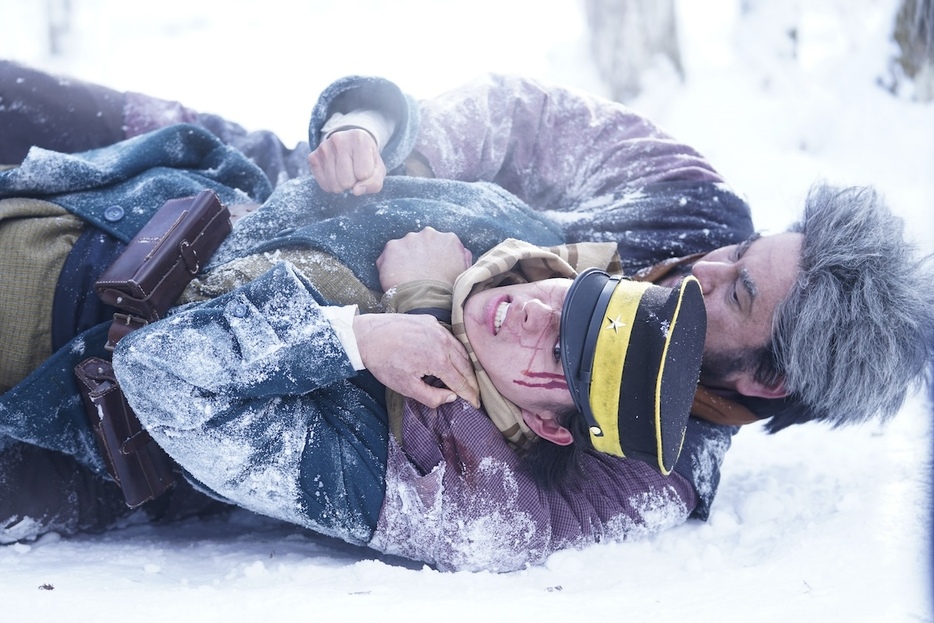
{"left": 589, "top": 280, "right": 650, "bottom": 456}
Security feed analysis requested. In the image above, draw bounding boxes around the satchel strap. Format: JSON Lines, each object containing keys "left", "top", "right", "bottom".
{"left": 75, "top": 357, "right": 118, "bottom": 385}
{"left": 70, "top": 191, "right": 233, "bottom": 507}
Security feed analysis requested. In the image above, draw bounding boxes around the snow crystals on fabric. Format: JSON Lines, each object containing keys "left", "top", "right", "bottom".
{"left": 115, "top": 262, "right": 357, "bottom": 533}
{"left": 368, "top": 398, "right": 695, "bottom": 573}
{"left": 371, "top": 443, "right": 542, "bottom": 573}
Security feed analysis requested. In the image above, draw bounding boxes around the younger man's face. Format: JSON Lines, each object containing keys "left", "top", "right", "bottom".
{"left": 462, "top": 278, "right": 575, "bottom": 416}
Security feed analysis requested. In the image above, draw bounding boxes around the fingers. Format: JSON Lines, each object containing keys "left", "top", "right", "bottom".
{"left": 404, "top": 382, "right": 459, "bottom": 410}
{"left": 437, "top": 337, "right": 481, "bottom": 408}
{"left": 308, "top": 129, "right": 385, "bottom": 195}
{"left": 442, "top": 371, "right": 480, "bottom": 409}
{"left": 351, "top": 146, "right": 385, "bottom": 196}
{"left": 353, "top": 313, "right": 480, "bottom": 410}
{"left": 407, "top": 328, "right": 479, "bottom": 408}
{"left": 399, "top": 356, "right": 479, "bottom": 410}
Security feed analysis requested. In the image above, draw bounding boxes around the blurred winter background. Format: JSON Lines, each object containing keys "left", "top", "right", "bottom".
{"left": 0, "top": 0, "right": 932, "bottom": 621}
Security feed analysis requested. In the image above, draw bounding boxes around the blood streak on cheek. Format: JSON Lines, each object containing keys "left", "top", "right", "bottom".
{"left": 513, "top": 371, "right": 568, "bottom": 391}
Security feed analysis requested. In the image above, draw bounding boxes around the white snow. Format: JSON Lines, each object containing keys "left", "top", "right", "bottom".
{"left": 1, "top": 0, "right": 932, "bottom": 620}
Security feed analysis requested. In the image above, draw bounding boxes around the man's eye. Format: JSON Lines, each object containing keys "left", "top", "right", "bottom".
{"left": 553, "top": 342, "right": 562, "bottom": 362}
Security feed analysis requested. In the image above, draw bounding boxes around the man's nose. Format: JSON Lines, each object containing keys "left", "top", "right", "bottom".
{"left": 690, "top": 261, "right": 730, "bottom": 296}
{"left": 522, "top": 299, "right": 557, "bottom": 330}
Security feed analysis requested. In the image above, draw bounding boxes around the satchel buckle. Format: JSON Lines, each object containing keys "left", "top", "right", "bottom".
{"left": 105, "top": 313, "right": 149, "bottom": 351}
{"left": 179, "top": 239, "right": 200, "bottom": 274}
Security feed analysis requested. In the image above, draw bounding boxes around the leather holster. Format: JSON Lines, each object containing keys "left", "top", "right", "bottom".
{"left": 75, "top": 357, "right": 177, "bottom": 508}
{"left": 74, "top": 190, "right": 232, "bottom": 508}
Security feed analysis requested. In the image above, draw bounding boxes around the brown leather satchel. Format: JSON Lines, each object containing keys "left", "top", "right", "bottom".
{"left": 74, "top": 190, "right": 233, "bottom": 507}
{"left": 95, "top": 189, "right": 231, "bottom": 322}
{"left": 75, "top": 357, "right": 177, "bottom": 508}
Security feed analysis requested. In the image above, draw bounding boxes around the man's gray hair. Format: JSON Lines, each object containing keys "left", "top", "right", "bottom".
{"left": 768, "top": 183, "right": 934, "bottom": 429}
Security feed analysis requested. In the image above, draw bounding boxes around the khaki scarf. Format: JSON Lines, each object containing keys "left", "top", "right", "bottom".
{"left": 449, "top": 239, "right": 621, "bottom": 449}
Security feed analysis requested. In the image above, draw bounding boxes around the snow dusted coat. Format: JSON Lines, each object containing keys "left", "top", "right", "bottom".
{"left": 310, "top": 75, "right": 755, "bottom": 521}
{"left": 1, "top": 75, "right": 754, "bottom": 571}
{"left": 1, "top": 114, "right": 677, "bottom": 571}
{"left": 114, "top": 260, "right": 698, "bottom": 571}
{"left": 118, "top": 75, "right": 754, "bottom": 572}
{"left": 0, "top": 124, "right": 273, "bottom": 467}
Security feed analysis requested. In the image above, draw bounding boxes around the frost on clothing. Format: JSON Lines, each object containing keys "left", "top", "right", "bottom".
{"left": 114, "top": 261, "right": 696, "bottom": 573}
{"left": 373, "top": 400, "right": 695, "bottom": 573}
{"left": 310, "top": 74, "right": 752, "bottom": 521}
{"left": 114, "top": 262, "right": 387, "bottom": 546}
{"left": 0, "top": 123, "right": 275, "bottom": 476}
{"left": 111, "top": 74, "right": 750, "bottom": 571}
{"left": 310, "top": 74, "right": 754, "bottom": 275}
{"left": 208, "top": 175, "right": 563, "bottom": 292}
{"left": 410, "top": 74, "right": 751, "bottom": 273}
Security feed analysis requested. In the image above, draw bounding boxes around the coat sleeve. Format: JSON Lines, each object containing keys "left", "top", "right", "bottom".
{"left": 308, "top": 74, "right": 724, "bottom": 210}
{"left": 410, "top": 74, "right": 727, "bottom": 208}
{"left": 112, "top": 261, "right": 388, "bottom": 544}
{"left": 413, "top": 74, "right": 756, "bottom": 271}
{"left": 308, "top": 75, "right": 420, "bottom": 174}
{"left": 307, "top": 75, "right": 753, "bottom": 270}
{"left": 370, "top": 400, "right": 696, "bottom": 572}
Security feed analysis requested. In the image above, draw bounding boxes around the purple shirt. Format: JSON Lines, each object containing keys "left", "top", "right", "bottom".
{"left": 371, "top": 399, "right": 695, "bottom": 572}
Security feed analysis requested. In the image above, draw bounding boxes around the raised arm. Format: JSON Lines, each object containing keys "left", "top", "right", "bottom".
{"left": 308, "top": 74, "right": 725, "bottom": 208}
{"left": 412, "top": 74, "right": 726, "bottom": 208}
{"left": 307, "top": 75, "right": 753, "bottom": 268}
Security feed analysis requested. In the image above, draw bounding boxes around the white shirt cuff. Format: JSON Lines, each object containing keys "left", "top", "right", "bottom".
{"left": 321, "top": 305, "right": 365, "bottom": 371}
{"left": 321, "top": 109, "right": 396, "bottom": 150}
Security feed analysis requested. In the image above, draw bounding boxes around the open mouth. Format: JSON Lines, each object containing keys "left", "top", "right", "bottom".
{"left": 493, "top": 301, "right": 509, "bottom": 335}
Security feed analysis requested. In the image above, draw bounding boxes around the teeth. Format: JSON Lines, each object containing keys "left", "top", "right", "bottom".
{"left": 494, "top": 302, "right": 509, "bottom": 334}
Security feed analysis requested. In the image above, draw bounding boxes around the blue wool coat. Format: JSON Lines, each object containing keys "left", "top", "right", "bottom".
{"left": 1, "top": 76, "right": 756, "bottom": 555}
{"left": 0, "top": 122, "right": 563, "bottom": 478}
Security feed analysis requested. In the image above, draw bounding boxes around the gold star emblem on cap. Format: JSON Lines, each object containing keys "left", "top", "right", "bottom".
{"left": 605, "top": 314, "right": 625, "bottom": 333}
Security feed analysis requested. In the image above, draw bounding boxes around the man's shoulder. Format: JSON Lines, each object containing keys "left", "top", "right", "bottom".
{"left": 673, "top": 417, "right": 738, "bottom": 520}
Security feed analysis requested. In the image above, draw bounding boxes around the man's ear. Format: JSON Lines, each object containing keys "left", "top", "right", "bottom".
{"left": 734, "top": 374, "right": 789, "bottom": 400}
{"left": 521, "top": 410, "right": 573, "bottom": 446}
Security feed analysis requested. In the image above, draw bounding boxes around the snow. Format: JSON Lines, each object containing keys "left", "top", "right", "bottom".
{"left": 1, "top": 0, "right": 932, "bottom": 620}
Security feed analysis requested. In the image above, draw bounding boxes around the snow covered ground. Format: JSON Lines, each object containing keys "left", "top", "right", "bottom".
{"left": 1, "top": 0, "right": 932, "bottom": 621}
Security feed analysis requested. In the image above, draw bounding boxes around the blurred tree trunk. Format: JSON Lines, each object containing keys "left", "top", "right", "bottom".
{"left": 893, "top": 0, "right": 934, "bottom": 101}
{"left": 47, "top": 0, "right": 72, "bottom": 56}
{"left": 584, "top": 0, "right": 683, "bottom": 102}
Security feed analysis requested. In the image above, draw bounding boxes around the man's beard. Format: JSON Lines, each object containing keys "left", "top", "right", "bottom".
{"left": 699, "top": 347, "right": 751, "bottom": 390}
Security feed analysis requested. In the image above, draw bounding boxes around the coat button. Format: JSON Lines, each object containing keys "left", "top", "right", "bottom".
{"left": 230, "top": 303, "right": 249, "bottom": 318}
{"left": 103, "top": 205, "right": 125, "bottom": 222}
